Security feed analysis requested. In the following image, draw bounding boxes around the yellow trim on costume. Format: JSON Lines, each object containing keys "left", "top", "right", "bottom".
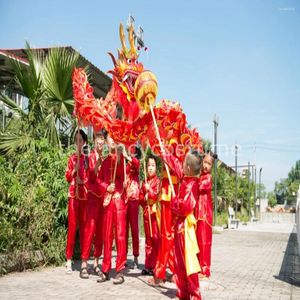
{"left": 161, "top": 185, "right": 172, "bottom": 201}
{"left": 162, "top": 172, "right": 178, "bottom": 184}
{"left": 155, "top": 202, "right": 161, "bottom": 232}
{"left": 184, "top": 214, "right": 201, "bottom": 276}
{"left": 148, "top": 198, "right": 156, "bottom": 206}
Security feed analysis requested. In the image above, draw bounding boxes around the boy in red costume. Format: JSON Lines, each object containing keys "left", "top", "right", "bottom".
{"left": 124, "top": 145, "right": 141, "bottom": 268}
{"left": 149, "top": 151, "right": 178, "bottom": 285}
{"left": 80, "top": 129, "right": 107, "bottom": 279}
{"left": 65, "top": 129, "right": 89, "bottom": 274}
{"left": 97, "top": 136, "right": 126, "bottom": 284}
{"left": 196, "top": 152, "right": 214, "bottom": 280}
{"left": 140, "top": 154, "right": 161, "bottom": 275}
{"left": 164, "top": 150, "right": 203, "bottom": 300}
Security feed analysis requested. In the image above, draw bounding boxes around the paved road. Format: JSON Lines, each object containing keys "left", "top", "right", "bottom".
{"left": 1, "top": 228, "right": 300, "bottom": 299}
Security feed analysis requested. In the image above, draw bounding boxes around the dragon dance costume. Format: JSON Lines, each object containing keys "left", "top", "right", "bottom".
{"left": 65, "top": 153, "right": 88, "bottom": 260}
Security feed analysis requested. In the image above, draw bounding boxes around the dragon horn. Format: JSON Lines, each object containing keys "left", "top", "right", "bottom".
{"left": 119, "top": 24, "right": 127, "bottom": 54}
{"left": 128, "top": 24, "right": 136, "bottom": 55}
{"left": 107, "top": 52, "right": 117, "bottom": 67}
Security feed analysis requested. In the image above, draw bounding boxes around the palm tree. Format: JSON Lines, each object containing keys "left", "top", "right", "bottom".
{"left": 0, "top": 43, "right": 79, "bottom": 154}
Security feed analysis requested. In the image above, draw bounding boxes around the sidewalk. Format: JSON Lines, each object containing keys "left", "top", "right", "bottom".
{"left": 0, "top": 227, "right": 300, "bottom": 299}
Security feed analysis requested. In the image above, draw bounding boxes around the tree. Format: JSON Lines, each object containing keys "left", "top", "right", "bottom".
{"left": 274, "top": 179, "right": 289, "bottom": 204}
{"left": 202, "top": 138, "right": 212, "bottom": 153}
{"left": 0, "top": 43, "right": 79, "bottom": 154}
{"left": 267, "top": 191, "right": 277, "bottom": 208}
{"left": 272, "top": 160, "right": 300, "bottom": 206}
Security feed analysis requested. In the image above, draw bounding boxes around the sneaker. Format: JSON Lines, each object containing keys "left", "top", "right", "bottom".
{"left": 65, "top": 261, "right": 72, "bottom": 275}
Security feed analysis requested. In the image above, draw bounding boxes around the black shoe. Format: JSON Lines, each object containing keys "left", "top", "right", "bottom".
{"left": 141, "top": 268, "right": 150, "bottom": 275}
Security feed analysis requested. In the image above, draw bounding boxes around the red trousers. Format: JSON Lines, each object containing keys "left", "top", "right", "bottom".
{"left": 81, "top": 194, "right": 104, "bottom": 260}
{"left": 66, "top": 198, "right": 87, "bottom": 260}
{"left": 126, "top": 200, "right": 139, "bottom": 257}
{"left": 102, "top": 196, "right": 127, "bottom": 273}
{"left": 174, "top": 221, "right": 201, "bottom": 300}
{"left": 143, "top": 206, "right": 159, "bottom": 270}
{"left": 154, "top": 201, "right": 175, "bottom": 279}
{"left": 196, "top": 220, "right": 212, "bottom": 277}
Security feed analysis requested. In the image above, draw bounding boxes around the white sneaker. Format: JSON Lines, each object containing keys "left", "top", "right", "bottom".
{"left": 65, "top": 261, "right": 72, "bottom": 274}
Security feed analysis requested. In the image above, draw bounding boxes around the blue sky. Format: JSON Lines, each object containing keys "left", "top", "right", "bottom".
{"left": 1, "top": 0, "right": 299, "bottom": 191}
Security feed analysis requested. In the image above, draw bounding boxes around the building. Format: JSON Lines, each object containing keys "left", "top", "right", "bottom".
{"left": 0, "top": 46, "right": 112, "bottom": 132}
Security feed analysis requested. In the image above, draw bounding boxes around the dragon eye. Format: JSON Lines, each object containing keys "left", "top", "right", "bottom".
{"left": 127, "top": 58, "right": 132, "bottom": 64}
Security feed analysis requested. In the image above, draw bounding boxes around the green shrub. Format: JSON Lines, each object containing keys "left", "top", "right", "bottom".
{"left": 0, "top": 145, "right": 71, "bottom": 274}
{"left": 215, "top": 211, "right": 228, "bottom": 226}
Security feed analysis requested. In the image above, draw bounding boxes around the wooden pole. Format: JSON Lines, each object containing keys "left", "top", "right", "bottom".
{"left": 75, "top": 125, "right": 81, "bottom": 199}
{"left": 143, "top": 152, "right": 153, "bottom": 238}
{"left": 149, "top": 102, "right": 175, "bottom": 197}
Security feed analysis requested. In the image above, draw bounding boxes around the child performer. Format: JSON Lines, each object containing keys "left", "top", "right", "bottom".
{"left": 140, "top": 154, "right": 161, "bottom": 275}
{"left": 65, "top": 129, "right": 89, "bottom": 274}
{"left": 196, "top": 152, "right": 214, "bottom": 280}
{"left": 164, "top": 150, "right": 202, "bottom": 300}
{"left": 149, "top": 148, "right": 178, "bottom": 285}
{"left": 80, "top": 129, "right": 107, "bottom": 279}
{"left": 97, "top": 136, "right": 126, "bottom": 285}
{"left": 124, "top": 145, "right": 141, "bottom": 267}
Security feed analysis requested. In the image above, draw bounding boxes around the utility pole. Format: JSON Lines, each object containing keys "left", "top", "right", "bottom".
{"left": 235, "top": 145, "right": 238, "bottom": 214}
{"left": 248, "top": 161, "right": 251, "bottom": 217}
{"left": 254, "top": 166, "right": 257, "bottom": 216}
{"left": 259, "top": 168, "right": 262, "bottom": 219}
{"left": 213, "top": 114, "right": 219, "bottom": 226}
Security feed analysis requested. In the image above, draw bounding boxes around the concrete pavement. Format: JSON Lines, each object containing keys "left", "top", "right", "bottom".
{"left": 0, "top": 225, "right": 300, "bottom": 299}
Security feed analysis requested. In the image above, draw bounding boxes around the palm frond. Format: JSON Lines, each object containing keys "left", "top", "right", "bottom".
{"left": 9, "top": 43, "right": 45, "bottom": 103}
{"left": 43, "top": 47, "right": 79, "bottom": 117}
{"left": 0, "top": 93, "right": 26, "bottom": 118}
{"left": 0, "top": 131, "right": 34, "bottom": 155}
{"left": 44, "top": 113, "right": 61, "bottom": 148}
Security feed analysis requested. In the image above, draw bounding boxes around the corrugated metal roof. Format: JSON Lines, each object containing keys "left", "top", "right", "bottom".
{"left": 0, "top": 46, "right": 112, "bottom": 98}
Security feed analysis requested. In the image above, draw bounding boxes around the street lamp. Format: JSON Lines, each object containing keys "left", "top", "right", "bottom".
{"left": 235, "top": 145, "right": 238, "bottom": 214}
{"left": 213, "top": 114, "right": 219, "bottom": 226}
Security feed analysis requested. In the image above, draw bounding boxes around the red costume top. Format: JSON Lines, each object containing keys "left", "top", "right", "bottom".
{"left": 139, "top": 174, "right": 161, "bottom": 210}
{"left": 163, "top": 154, "right": 198, "bottom": 221}
{"left": 65, "top": 153, "right": 88, "bottom": 200}
{"left": 98, "top": 153, "right": 125, "bottom": 196}
{"left": 171, "top": 177, "right": 199, "bottom": 230}
{"left": 87, "top": 149, "right": 103, "bottom": 198}
{"left": 125, "top": 156, "right": 140, "bottom": 201}
{"left": 165, "top": 153, "right": 201, "bottom": 300}
{"left": 196, "top": 172, "right": 213, "bottom": 225}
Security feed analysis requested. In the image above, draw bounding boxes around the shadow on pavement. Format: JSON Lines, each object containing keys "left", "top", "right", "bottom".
{"left": 274, "top": 233, "right": 300, "bottom": 287}
{"left": 123, "top": 263, "right": 177, "bottom": 299}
